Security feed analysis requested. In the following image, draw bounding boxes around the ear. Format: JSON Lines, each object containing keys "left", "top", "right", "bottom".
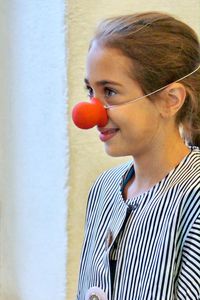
{"left": 158, "top": 83, "right": 186, "bottom": 118}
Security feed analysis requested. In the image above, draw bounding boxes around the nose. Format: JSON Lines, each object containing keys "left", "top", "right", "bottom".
{"left": 72, "top": 97, "right": 109, "bottom": 129}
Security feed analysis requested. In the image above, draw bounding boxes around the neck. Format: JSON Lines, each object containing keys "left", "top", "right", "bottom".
{"left": 125, "top": 132, "right": 190, "bottom": 199}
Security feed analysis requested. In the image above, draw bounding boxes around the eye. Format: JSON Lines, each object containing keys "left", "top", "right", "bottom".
{"left": 104, "top": 87, "right": 116, "bottom": 98}
{"left": 85, "top": 85, "right": 94, "bottom": 99}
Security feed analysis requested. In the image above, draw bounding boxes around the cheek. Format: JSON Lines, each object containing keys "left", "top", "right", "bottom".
{"left": 120, "top": 110, "right": 159, "bottom": 138}
{"left": 108, "top": 103, "right": 159, "bottom": 133}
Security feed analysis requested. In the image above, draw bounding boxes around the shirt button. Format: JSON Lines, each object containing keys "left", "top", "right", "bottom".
{"left": 86, "top": 287, "right": 108, "bottom": 300}
{"left": 89, "top": 296, "right": 99, "bottom": 300}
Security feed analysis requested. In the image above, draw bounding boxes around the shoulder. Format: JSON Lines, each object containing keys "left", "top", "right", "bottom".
{"left": 177, "top": 148, "right": 200, "bottom": 232}
{"left": 85, "top": 160, "right": 132, "bottom": 219}
{"left": 181, "top": 148, "right": 200, "bottom": 195}
{"left": 185, "top": 146, "right": 200, "bottom": 168}
{"left": 178, "top": 147, "right": 200, "bottom": 186}
{"left": 179, "top": 147, "right": 200, "bottom": 199}
{"left": 187, "top": 146, "right": 200, "bottom": 162}
{"left": 90, "top": 160, "right": 132, "bottom": 191}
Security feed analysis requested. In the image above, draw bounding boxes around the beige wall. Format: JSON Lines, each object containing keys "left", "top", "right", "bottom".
{"left": 67, "top": 1, "right": 200, "bottom": 298}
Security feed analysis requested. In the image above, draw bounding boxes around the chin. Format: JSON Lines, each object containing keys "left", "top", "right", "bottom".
{"left": 104, "top": 145, "right": 130, "bottom": 158}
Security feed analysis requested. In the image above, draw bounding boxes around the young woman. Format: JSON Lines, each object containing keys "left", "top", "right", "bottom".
{"left": 75, "top": 12, "right": 200, "bottom": 300}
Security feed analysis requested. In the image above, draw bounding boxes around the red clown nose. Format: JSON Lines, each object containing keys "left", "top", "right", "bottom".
{"left": 72, "top": 98, "right": 108, "bottom": 129}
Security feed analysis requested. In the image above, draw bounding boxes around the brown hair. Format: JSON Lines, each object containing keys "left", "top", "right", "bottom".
{"left": 91, "top": 12, "right": 200, "bottom": 146}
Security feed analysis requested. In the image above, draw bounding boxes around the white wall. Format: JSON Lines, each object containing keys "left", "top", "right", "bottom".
{"left": 0, "top": 1, "right": 67, "bottom": 299}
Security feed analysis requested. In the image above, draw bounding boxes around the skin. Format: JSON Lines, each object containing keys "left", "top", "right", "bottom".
{"left": 85, "top": 42, "right": 190, "bottom": 199}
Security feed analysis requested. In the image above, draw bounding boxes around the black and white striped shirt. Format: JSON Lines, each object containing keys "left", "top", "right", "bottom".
{"left": 77, "top": 147, "right": 200, "bottom": 300}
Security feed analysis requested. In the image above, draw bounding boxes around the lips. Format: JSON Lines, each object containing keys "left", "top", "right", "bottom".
{"left": 98, "top": 128, "right": 119, "bottom": 142}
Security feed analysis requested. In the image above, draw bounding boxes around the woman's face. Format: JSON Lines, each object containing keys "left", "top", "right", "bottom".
{"left": 85, "top": 43, "right": 165, "bottom": 158}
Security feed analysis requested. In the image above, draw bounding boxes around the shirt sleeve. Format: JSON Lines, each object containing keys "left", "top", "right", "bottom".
{"left": 175, "top": 214, "right": 200, "bottom": 300}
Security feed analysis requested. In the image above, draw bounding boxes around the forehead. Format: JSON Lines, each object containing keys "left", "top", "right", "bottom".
{"left": 86, "top": 42, "right": 134, "bottom": 81}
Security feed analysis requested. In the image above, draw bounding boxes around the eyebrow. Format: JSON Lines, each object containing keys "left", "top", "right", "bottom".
{"left": 84, "top": 78, "right": 122, "bottom": 87}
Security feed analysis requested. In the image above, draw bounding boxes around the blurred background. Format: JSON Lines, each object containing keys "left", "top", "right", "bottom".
{"left": 0, "top": 0, "right": 199, "bottom": 299}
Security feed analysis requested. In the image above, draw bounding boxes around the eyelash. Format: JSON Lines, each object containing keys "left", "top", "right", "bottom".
{"left": 85, "top": 86, "right": 93, "bottom": 98}
{"left": 85, "top": 86, "right": 117, "bottom": 99}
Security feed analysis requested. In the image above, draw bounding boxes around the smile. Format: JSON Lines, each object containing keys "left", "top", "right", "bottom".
{"left": 98, "top": 128, "right": 119, "bottom": 142}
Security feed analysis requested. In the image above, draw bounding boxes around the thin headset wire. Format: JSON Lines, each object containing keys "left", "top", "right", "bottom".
{"left": 104, "top": 64, "right": 200, "bottom": 110}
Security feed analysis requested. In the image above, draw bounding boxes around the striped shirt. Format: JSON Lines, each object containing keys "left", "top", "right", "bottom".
{"left": 77, "top": 147, "right": 200, "bottom": 300}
